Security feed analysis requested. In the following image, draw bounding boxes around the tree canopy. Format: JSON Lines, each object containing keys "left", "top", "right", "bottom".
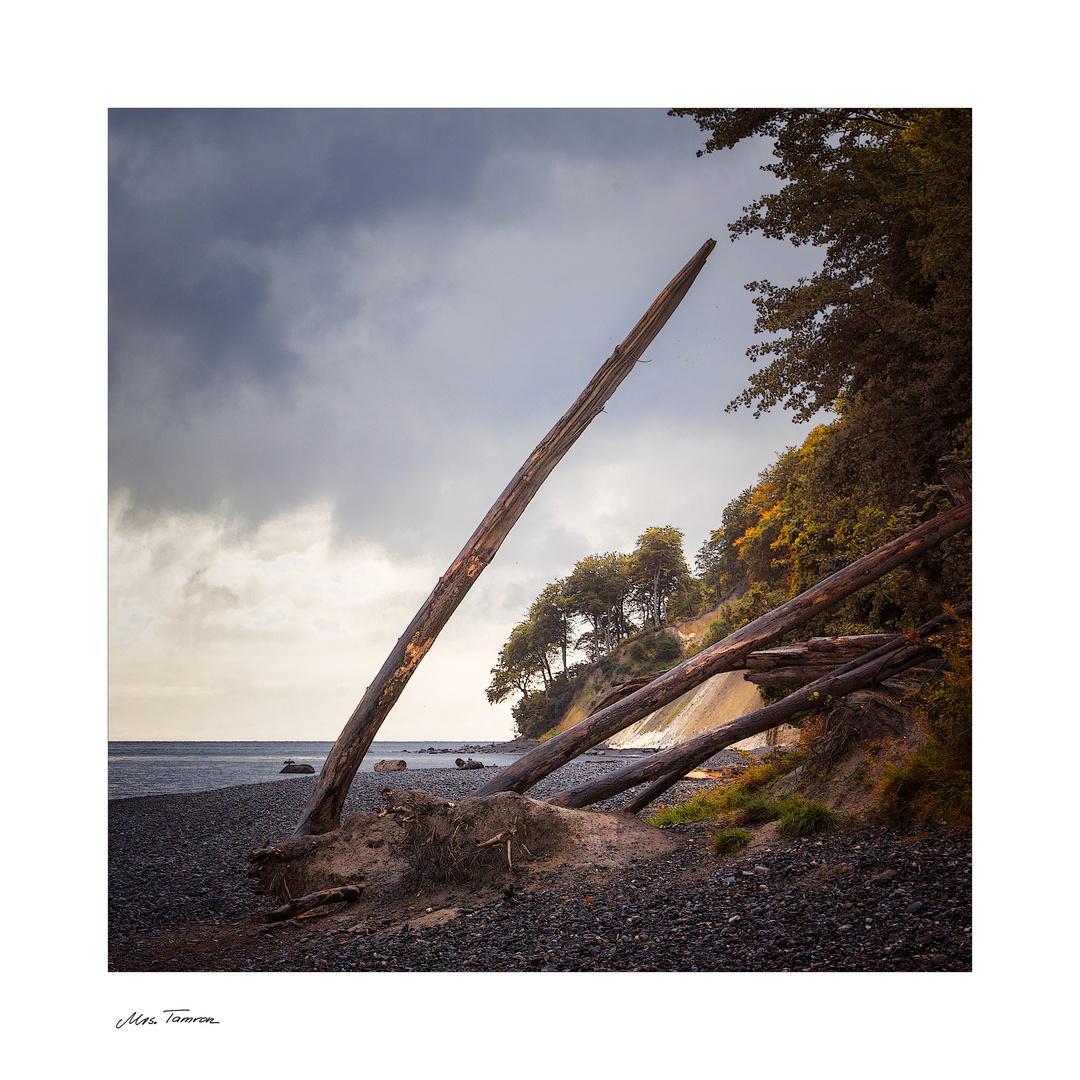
{"left": 671, "top": 108, "right": 971, "bottom": 506}
{"left": 487, "top": 527, "right": 702, "bottom": 737}
{"left": 488, "top": 109, "right": 971, "bottom": 739}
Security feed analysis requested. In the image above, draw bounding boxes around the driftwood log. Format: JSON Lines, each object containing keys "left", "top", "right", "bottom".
{"left": 474, "top": 502, "right": 971, "bottom": 799}
{"left": 545, "top": 602, "right": 969, "bottom": 813}
{"left": 743, "top": 663, "right": 947, "bottom": 689}
{"left": 942, "top": 463, "right": 972, "bottom": 505}
{"left": 745, "top": 635, "right": 897, "bottom": 670}
{"left": 287, "top": 240, "right": 717, "bottom": 837}
{"left": 742, "top": 634, "right": 950, "bottom": 688}
{"left": 252, "top": 884, "right": 362, "bottom": 923}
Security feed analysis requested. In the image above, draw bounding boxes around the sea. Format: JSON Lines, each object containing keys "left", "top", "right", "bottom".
{"left": 108, "top": 740, "right": 527, "bottom": 800}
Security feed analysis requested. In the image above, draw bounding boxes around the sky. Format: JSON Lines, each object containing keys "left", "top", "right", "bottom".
{"left": 108, "top": 107, "right": 832, "bottom": 742}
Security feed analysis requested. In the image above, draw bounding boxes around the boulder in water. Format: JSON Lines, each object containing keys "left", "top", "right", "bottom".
{"left": 374, "top": 760, "right": 407, "bottom": 772}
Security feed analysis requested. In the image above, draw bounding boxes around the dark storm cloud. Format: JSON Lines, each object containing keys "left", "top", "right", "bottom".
{"left": 109, "top": 108, "right": 710, "bottom": 393}
{"left": 109, "top": 109, "right": 493, "bottom": 397}
{"left": 108, "top": 108, "right": 821, "bottom": 556}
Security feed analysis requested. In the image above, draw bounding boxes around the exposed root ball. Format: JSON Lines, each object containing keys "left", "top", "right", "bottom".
{"left": 249, "top": 789, "right": 679, "bottom": 903}
{"left": 385, "top": 790, "right": 538, "bottom": 883}
{"left": 801, "top": 690, "right": 911, "bottom": 771}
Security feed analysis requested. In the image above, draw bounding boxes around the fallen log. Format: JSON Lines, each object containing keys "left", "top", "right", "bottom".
{"left": 745, "top": 665, "right": 860, "bottom": 687}
{"left": 288, "top": 240, "right": 717, "bottom": 837}
{"left": 252, "top": 884, "right": 363, "bottom": 923}
{"left": 942, "top": 463, "right": 972, "bottom": 505}
{"left": 473, "top": 503, "right": 971, "bottom": 798}
{"left": 743, "top": 635, "right": 898, "bottom": 671}
{"left": 546, "top": 602, "right": 969, "bottom": 813}
{"left": 745, "top": 659, "right": 948, "bottom": 689}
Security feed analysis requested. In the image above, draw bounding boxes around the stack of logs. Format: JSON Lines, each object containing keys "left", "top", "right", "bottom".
{"left": 592, "top": 633, "right": 949, "bottom": 717}
{"left": 743, "top": 635, "right": 949, "bottom": 691}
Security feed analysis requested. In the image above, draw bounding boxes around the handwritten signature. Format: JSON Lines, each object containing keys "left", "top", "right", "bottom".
{"left": 117, "top": 1009, "right": 220, "bottom": 1028}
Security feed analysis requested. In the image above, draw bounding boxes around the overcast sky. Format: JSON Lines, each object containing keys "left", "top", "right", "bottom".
{"left": 108, "top": 107, "right": 831, "bottom": 742}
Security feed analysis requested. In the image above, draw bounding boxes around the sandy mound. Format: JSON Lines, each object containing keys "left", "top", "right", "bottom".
{"left": 249, "top": 790, "right": 680, "bottom": 912}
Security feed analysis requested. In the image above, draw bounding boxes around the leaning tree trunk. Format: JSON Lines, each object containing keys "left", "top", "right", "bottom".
{"left": 473, "top": 501, "right": 972, "bottom": 798}
{"left": 289, "top": 239, "right": 717, "bottom": 837}
{"left": 544, "top": 602, "right": 970, "bottom": 813}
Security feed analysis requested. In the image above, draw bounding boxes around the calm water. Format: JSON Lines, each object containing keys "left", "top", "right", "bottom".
{"left": 108, "top": 740, "right": 526, "bottom": 800}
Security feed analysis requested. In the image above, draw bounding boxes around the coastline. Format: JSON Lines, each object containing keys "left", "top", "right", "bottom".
{"left": 109, "top": 760, "right": 971, "bottom": 972}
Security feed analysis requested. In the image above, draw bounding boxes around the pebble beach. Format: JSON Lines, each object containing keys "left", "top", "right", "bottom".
{"left": 109, "top": 755, "right": 972, "bottom": 972}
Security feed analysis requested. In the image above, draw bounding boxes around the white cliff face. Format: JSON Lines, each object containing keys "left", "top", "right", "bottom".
{"left": 605, "top": 669, "right": 795, "bottom": 751}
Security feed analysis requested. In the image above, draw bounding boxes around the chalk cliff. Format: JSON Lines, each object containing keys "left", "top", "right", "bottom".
{"left": 550, "top": 602, "right": 797, "bottom": 752}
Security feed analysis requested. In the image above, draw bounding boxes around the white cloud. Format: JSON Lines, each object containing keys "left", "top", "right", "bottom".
{"left": 108, "top": 494, "right": 519, "bottom": 740}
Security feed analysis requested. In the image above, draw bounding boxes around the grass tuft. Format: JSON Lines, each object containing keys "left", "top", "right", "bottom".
{"left": 645, "top": 789, "right": 730, "bottom": 827}
{"left": 776, "top": 800, "right": 837, "bottom": 838}
{"left": 644, "top": 749, "right": 803, "bottom": 828}
{"left": 711, "top": 827, "right": 752, "bottom": 854}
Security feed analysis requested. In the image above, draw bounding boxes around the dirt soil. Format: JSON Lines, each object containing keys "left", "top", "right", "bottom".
{"left": 249, "top": 788, "right": 682, "bottom": 906}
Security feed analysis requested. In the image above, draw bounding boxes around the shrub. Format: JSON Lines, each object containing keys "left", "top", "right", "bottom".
{"left": 776, "top": 800, "right": 837, "bottom": 838}
{"left": 873, "top": 608, "right": 971, "bottom": 826}
{"left": 712, "top": 827, "right": 752, "bottom": 854}
{"left": 699, "top": 584, "right": 787, "bottom": 649}
{"left": 628, "top": 629, "right": 683, "bottom": 666}
{"left": 645, "top": 788, "right": 729, "bottom": 827}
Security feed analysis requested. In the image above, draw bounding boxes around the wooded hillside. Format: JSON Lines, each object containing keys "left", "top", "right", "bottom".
{"left": 489, "top": 109, "right": 971, "bottom": 741}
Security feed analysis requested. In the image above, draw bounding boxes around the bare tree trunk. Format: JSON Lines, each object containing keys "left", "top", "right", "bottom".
{"left": 546, "top": 601, "right": 969, "bottom": 813}
{"left": 289, "top": 239, "right": 717, "bottom": 837}
{"left": 473, "top": 502, "right": 971, "bottom": 798}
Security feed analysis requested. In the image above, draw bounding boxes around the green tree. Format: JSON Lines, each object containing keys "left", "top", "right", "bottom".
{"left": 564, "top": 553, "right": 636, "bottom": 661}
{"left": 529, "top": 580, "right": 574, "bottom": 677}
{"left": 486, "top": 619, "right": 546, "bottom": 708}
{"left": 629, "top": 526, "right": 692, "bottom": 629}
{"left": 671, "top": 108, "right": 971, "bottom": 505}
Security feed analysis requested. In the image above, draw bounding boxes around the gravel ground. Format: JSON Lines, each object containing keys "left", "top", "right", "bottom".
{"left": 108, "top": 759, "right": 972, "bottom": 972}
